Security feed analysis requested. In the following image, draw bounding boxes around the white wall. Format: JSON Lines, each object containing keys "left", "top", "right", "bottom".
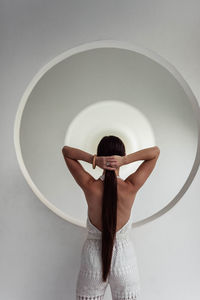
{"left": 1, "top": 1, "right": 200, "bottom": 299}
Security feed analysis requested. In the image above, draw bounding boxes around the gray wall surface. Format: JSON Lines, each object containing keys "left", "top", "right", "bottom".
{"left": 1, "top": 1, "right": 200, "bottom": 299}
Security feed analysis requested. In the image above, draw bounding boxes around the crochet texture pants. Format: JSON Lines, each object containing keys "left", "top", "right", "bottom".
{"left": 76, "top": 237, "right": 141, "bottom": 300}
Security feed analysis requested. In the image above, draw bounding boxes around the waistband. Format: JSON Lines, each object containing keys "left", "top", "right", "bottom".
{"left": 87, "top": 231, "right": 130, "bottom": 241}
{"left": 86, "top": 215, "right": 132, "bottom": 241}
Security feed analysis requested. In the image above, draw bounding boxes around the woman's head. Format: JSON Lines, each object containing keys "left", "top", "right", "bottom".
{"left": 97, "top": 135, "right": 126, "bottom": 170}
{"left": 97, "top": 135, "right": 126, "bottom": 281}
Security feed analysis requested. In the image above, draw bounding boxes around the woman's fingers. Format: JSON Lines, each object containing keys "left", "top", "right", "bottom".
{"left": 104, "top": 163, "right": 116, "bottom": 168}
{"left": 105, "top": 166, "right": 116, "bottom": 170}
{"left": 105, "top": 160, "right": 116, "bottom": 164}
{"left": 104, "top": 162, "right": 117, "bottom": 169}
{"left": 103, "top": 156, "right": 120, "bottom": 170}
{"left": 104, "top": 159, "right": 116, "bottom": 164}
{"left": 105, "top": 156, "right": 116, "bottom": 160}
{"left": 103, "top": 156, "right": 118, "bottom": 169}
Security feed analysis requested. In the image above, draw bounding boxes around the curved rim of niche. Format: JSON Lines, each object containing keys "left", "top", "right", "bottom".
{"left": 13, "top": 39, "right": 200, "bottom": 228}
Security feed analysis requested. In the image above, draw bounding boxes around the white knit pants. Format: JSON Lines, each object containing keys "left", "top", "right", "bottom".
{"left": 76, "top": 236, "right": 141, "bottom": 300}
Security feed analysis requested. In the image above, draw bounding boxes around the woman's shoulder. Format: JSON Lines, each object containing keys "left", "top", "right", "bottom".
{"left": 84, "top": 177, "right": 136, "bottom": 205}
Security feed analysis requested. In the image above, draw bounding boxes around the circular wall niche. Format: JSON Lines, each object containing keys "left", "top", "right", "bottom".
{"left": 14, "top": 40, "right": 200, "bottom": 228}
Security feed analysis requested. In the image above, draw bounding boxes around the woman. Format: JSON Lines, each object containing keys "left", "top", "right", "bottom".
{"left": 62, "top": 135, "right": 160, "bottom": 300}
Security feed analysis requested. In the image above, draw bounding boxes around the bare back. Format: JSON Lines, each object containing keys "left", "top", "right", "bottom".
{"left": 84, "top": 176, "right": 137, "bottom": 232}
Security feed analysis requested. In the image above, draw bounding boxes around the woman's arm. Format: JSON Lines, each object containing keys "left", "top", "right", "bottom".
{"left": 61, "top": 146, "right": 116, "bottom": 191}
{"left": 62, "top": 146, "right": 117, "bottom": 170}
{"left": 62, "top": 146, "right": 93, "bottom": 164}
{"left": 62, "top": 146, "right": 95, "bottom": 191}
{"left": 123, "top": 146, "right": 160, "bottom": 165}
{"left": 123, "top": 146, "right": 160, "bottom": 191}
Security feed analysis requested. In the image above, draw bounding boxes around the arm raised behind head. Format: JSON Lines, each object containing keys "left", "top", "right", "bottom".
{"left": 123, "top": 146, "right": 160, "bottom": 192}
{"left": 123, "top": 146, "right": 160, "bottom": 165}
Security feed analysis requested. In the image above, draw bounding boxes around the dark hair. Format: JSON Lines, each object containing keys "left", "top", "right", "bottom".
{"left": 97, "top": 135, "right": 126, "bottom": 282}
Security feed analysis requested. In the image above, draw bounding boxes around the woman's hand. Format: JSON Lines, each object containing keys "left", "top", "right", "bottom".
{"left": 96, "top": 155, "right": 124, "bottom": 170}
{"left": 109, "top": 155, "right": 125, "bottom": 168}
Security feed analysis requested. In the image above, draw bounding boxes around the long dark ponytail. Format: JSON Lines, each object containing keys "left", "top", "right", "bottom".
{"left": 97, "top": 135, "right": 126, "bottom": 282}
